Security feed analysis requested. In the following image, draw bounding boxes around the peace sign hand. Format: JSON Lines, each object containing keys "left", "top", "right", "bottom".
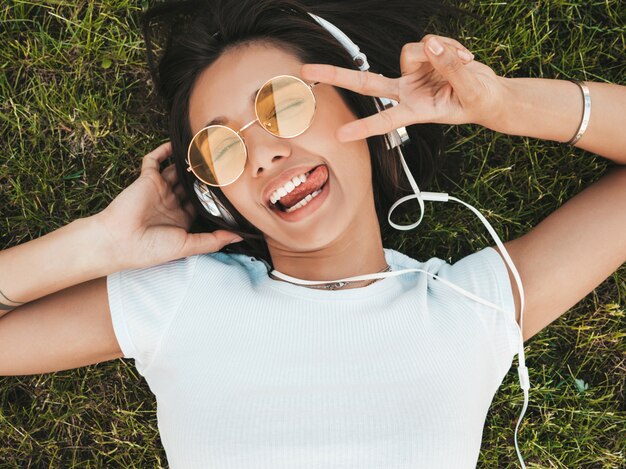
{"left": 301, "top": 35, "right": 506, "bottom": 142}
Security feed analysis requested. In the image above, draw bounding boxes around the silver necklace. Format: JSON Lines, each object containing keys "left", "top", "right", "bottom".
{"left": 270, "top": 265, "right": 392, "bottom": 290}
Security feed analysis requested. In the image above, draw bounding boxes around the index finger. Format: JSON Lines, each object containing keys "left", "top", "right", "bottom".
{"left": 301, "top": 64, "right": 399, "bottom": 101}
{"left": 336, "top": 105, "right": 413, "bottom": 142}
{"left": 141, "top": 141, "right": 172, "bottom": 174}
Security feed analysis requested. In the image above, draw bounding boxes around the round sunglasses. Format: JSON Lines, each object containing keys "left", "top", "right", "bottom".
{"left": 186, "top": 75, "right": 320, "bottom": 187}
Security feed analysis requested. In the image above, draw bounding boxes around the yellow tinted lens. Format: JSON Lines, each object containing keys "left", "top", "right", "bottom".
{"left": 188, "top": 125, "right": 246, "bottom": 186}
{"left": 257, "top": 76, "right": 315, "bottom": 137}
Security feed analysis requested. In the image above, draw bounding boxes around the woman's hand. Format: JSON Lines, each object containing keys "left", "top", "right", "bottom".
{"left": 95, "top": 142, "right": 243, "bottom": 271}
{"left": 301, "top": 34, "right": 507, "bottom": 142}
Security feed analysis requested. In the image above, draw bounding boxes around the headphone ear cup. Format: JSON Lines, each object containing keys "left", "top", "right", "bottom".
{"left": 193, "top": 180, "right": 239, "bottom": 228}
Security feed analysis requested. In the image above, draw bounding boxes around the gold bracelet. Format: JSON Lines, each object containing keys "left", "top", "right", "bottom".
{"left": 566, "top": 80, "right": 591, "bottom": 145}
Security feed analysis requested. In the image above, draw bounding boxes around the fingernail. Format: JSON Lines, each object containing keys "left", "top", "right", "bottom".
{"left": 457, "top": 50, "right": 473, "bottom": 61}
{"left": 228, "top": 236, "right": 244, "bottom": 244}
{"left": 428, "top": 38, "right": 444, "bottom": 56}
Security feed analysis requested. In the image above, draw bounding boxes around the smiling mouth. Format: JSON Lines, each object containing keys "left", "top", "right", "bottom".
{"left": 269, "top": 164, "right": 329, "bottom": 212}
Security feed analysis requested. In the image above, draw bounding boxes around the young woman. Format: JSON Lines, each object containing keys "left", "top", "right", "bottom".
{"left": 1, "top": 0, "right": 624, "bottom": 468}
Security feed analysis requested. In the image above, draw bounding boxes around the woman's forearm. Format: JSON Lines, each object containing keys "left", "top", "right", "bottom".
{"left": 494, "top": 78, "right": 626, "bottom": 164}
{"left": 0, "top": 216, "right": 117, "bottom": 317}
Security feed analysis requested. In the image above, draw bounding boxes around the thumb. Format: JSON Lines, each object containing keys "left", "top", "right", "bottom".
{"left": 399, "top": 43, "right": 431, "bottom": 77}
{"left": 424, "top": 37, "right": 478, "bottom": 102}
{"left": 180, "top": 230, "right": 244, "bottom": 257}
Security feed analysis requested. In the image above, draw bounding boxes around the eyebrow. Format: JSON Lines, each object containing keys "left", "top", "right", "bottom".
{"left": 203, "top": 87, "right": 260, "bottom": 128}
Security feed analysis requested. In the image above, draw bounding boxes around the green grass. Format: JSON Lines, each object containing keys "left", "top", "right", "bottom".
{"left": 1, "top": 0, "right": 624, "bottom": 467}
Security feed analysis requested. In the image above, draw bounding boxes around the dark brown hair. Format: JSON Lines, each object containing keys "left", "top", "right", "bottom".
{"left": 142, "top": 0, "right": 464, "bottom": 268}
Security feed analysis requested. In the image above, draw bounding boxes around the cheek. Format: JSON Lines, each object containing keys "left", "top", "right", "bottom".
{"left": 336, "top": 140, "right": 373, "bottom": 197}
{"left": 310, "top": 92, "right": 373, "bottom": 176}
{"left": 220, "top": 185, "right": 258, "bottom": 222}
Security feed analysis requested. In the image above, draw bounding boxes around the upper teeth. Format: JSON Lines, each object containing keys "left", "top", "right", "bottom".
{"left": 269, "top": 171, "right": 310, "bottom": 205}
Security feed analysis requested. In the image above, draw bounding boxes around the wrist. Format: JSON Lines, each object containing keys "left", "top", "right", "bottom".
{"left": 0, "top": 215, "right": 125, "bottom": 306}
{"left": 476, "top": 75, "right": 517, "bottom": 133}
{"left": 77, "top": 215, "right": 128, "bottom": 275}
{"left": 480, "top": 77, "right": 586, "bottom": 143}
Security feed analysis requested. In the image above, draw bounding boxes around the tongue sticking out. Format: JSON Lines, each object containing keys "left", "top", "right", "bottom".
{"left": 278, "top": 165, "right": 328, "bottom": 209}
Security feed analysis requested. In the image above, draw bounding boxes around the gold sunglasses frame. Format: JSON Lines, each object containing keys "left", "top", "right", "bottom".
{"left": 186, "top": 75, "right": 320, "bottom": 187}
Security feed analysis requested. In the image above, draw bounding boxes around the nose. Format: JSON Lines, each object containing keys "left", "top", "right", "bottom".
{"left": 244, "top": 122, "right": 292, "bottom": 178}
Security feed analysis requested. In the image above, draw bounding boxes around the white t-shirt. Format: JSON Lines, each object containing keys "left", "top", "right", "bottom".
{"left": 107, "top": 246, "right": 520, "bottom": 469}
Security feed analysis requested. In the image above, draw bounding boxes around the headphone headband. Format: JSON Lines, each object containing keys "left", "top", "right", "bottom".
{"left": 307, "top": 13, "right": 370, "bottom": 71}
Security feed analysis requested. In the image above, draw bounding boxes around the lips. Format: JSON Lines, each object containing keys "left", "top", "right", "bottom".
{"left": 263, "top": 164, "right": 326, "bottom": 208}
{"left": 279, "top": 165, "right": 328, "bottom": 209}
{"left": 269, "top": 173, "right": 331, "bottom": 221}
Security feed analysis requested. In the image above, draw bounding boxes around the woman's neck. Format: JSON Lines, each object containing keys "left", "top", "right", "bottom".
{"left": 265, "top": 212, "right": 388, "bottom": 287}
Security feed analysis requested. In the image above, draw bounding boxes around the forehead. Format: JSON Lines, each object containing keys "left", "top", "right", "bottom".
{"left": 188, "top": 43, "right": 304, "bottom": 133}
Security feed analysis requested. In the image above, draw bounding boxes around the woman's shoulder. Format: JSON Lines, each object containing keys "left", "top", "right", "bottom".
{"left": 388, "top": 245, "right": 501, "bottom": 271}
{"left": 387, "top": 245, "right": 508, "bottom": 295}
{"left": 384, "top": 247, "right": 447, "bottom": 271}
{"left": 108, "top": 251, "right": 260, "bottom": 288}
{"left": 194, "top": 250, "right": 268, "bottom": 279}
